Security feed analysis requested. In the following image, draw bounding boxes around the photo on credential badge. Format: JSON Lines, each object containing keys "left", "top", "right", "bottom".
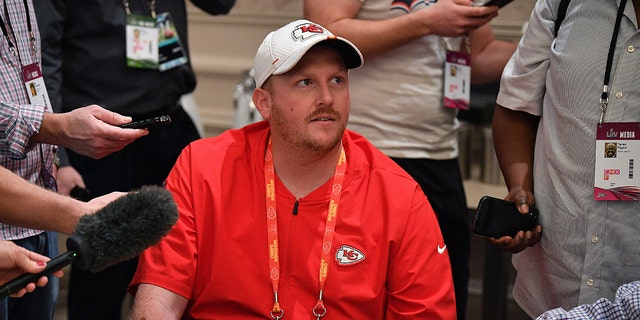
{"left": 605, "top": 142, "right": 618, "bottom": 158}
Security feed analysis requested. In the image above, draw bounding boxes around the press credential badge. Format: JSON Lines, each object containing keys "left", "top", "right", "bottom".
{"left": 126, "top": 14, "right": 159, "bottom": 69}
{"left": 443, "top": 36, "right": 471, "bottom": 111}
{"left": 22, "top": 63, "right": 51, "bottom": 109}
{"left": 594, "top": 122, "right": 640, "bottom": 200}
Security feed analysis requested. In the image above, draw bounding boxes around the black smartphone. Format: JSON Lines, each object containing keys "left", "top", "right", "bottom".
{"left": 471, "top": 195, "right": 538, "bottom": 238}
{"left": 70, "top": 186, "right": 91, "bottom": 202}
{"left": 120, "top": 115, "right": 172, "bottom": 129}
{"left": 474, "top": 0, "right": 514, "bottom": 8}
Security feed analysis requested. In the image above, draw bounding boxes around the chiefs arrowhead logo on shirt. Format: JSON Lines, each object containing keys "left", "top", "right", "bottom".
{"left": 335, "top": 244, "right": 366, "bottom": 266}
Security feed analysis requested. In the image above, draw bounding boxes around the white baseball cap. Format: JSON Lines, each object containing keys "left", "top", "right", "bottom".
{"left": 253, "top": 19, "right": 363, "bottom": 88}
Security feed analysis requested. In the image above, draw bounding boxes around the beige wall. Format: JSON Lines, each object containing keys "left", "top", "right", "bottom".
{"left": 187, "top": 0, "right": 537, "bottom": 137}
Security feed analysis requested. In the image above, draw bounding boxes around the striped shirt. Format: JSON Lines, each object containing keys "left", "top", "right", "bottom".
{"left": 0, "top": 0, "right": 56, "bottom": 240}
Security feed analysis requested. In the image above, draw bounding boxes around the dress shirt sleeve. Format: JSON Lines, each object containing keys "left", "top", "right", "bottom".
{"left": 496, "top": 0, "right": 561, "bottom": 116}
{"left": 536, "top": 281, "right": 640, "bottom": 319}
{"left": 0, "top": 102, "right": 45, "bottom": 159}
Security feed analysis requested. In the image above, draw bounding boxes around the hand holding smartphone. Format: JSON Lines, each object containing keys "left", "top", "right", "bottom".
{"left": 120, "top": 115, "right": 172, "bottom": 129}
{"left": 471, "top": 195, "right": 539, "bottom": 238}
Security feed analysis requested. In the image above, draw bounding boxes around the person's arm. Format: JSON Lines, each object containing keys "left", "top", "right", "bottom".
{"left": 30, "top": 105, "right": 148, "bottom": 160}
{"left": 33, "top": 0, "right": 83, "bottom": 196}
{"left": 0, "top": 240, "right": 64, "bottom": 298}
{"left": 0, "top": 166, "right": 125, "bottom": 234}
{"left": 489, "top": 104, "right": 542, "bottom": 253}
{"left": 304, "top": 0, "right": 499, "bottom": 59}
{"left": 469, "top": 23, "right": 518, "bottom": 84}
{"left": 31, "top": 0, "right": 147, "bottom": 160}
{"left": 129, "top": 284, "right": 189, "bottom": 319}
{"left": 0, "top": 100, "right": 147, "bottom": 162}
{"left": 189, "top": 0, "right": 235, "bottom": 15}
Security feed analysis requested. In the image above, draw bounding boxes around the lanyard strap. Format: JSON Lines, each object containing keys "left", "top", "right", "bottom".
{"left": 122, "top": 0, "right": 157, "bottom": 19}
{"left": 0, "top": 0, "right": 36, "bottom": 61}
{"left": 599, "top": 0, "right": 628, "bottom": 123}
{"left": 264, "top": 138, "right": 346, "bottom": 320}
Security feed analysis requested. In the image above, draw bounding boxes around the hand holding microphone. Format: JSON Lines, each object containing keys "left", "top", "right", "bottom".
{"left": 0, "top": 186, "right": 178, "bottom": 298}
{"left": 0, "top": 241, "right": 63, "bottom": 298}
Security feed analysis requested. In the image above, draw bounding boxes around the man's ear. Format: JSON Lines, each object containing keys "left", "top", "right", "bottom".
{"left": 252, "top": 87, "right": 271, "bottom": 120}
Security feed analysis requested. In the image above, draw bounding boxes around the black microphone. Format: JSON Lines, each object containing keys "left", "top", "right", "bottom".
{"left": 0, "top": 185, "right": 178, "bottom": 298}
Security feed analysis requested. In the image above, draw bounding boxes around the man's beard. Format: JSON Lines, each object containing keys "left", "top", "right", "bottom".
{"left": 271, "top": 105, "right": 344, "bottom": 153}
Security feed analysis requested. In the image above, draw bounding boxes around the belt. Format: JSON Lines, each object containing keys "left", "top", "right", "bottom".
{"left": 133, "top": 101, "right": 182, "bottom": 121}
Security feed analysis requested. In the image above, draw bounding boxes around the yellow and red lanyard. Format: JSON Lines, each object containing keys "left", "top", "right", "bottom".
{"left": 264, "top": 138, "right": 346, "bottom": 320}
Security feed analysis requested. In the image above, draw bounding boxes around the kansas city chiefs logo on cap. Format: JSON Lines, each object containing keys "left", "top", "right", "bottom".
{"left": 292, "top": 23, "right": 326, "bottom": 41}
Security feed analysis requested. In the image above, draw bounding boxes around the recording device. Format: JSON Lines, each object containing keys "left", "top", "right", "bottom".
{"left": 473, "top": 0, "right": 514, "bottom": 8}
{"left": 0, "top": 186, "right": 178, "bottom": 298}
{"left": 120, "top": 115, "right": 172, "bottom": 129}
{"left": 471, "top": 195, "right": 539, "bottom": 238}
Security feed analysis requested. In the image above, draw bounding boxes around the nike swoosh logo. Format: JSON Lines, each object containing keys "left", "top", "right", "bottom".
{"left": 437, "top": 244, "right": 446, "bottom": 254}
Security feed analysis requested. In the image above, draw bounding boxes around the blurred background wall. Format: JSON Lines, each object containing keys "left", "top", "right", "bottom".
{"left": 186, "top": 0, "right": 538, "bottom": 137}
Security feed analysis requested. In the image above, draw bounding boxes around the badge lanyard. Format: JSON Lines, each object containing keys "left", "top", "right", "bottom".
{"left": 123, "top": 0, "right": 156, "bottom": 18}
{"left": 592, "top": 0, "right": 639, "bottom": 201}
{"left": 0, "top": 0, "right": 52, "bottom": 109}
{"left": 264, "top": 138, "right": 346, "bottom": 320}
{"left": 123, "top": 0, "right": 159, "bottom": 69}
{"left": 598, "top": 0, "right": 627, "bottom": 124}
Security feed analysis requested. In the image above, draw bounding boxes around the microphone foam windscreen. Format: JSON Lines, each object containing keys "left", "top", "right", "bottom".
{"left": 68, "top": 185, "right": 179, "bottom": 272}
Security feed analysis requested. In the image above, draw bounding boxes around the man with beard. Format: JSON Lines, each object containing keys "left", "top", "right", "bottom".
{"left": 127, "top": 19, "right": 456, "bottom": 319}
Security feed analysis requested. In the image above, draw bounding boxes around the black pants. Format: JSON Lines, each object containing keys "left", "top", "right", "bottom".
{"left": 66, "top": 106, "right": 200, "bottom": 320}
{"left": 391, "top": 157, "right": 470, "bottom": 320}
